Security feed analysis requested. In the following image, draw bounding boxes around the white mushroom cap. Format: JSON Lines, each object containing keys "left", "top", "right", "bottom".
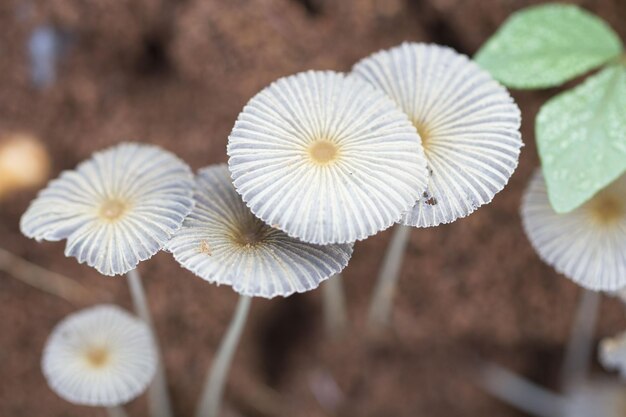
{"left": 352, "top": 42, "right": 522, "bottom": 227}
{"left": 42, "top": 305, "right": 157, "bottom": 407}
{"left": 227, "top": 70, "right": 428, "bottom": 245}
{"left": 20, "top": 143, "right": 195, "bottom": 276}
{"left": 521, "top": 170, "right": 626, "bottom": 291}
{"left": 600, "top": 332, "right": 626, "bottom": 379}
{"left": 167, "top": 165, "right": 354, "bottom": 298}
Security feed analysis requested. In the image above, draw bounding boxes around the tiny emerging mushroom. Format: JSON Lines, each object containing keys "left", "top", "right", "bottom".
{"left": 0, "top": 133, "right": 50, "bottom": 199}
{"left": 42, "top": 305, "right": 157, "bottom": 414}
{"left": 521, "top": 170, "right": 626, "bottom": 291}
{"left": 600, "top": 331, "right": 626, "bottom": 379}
{"left": 167, "top": 164, "right": 353, "bottom": 417}
{"left": 20, "top": 142, "right": 194, "bottom": 417}
{"left": 351, "top": 42, "right": 523, "bottom": 328}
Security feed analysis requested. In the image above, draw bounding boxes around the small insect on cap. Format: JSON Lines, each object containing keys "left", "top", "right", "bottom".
{"left": 353, "top": 42, "right": 523, "bottom": 228}
{"left": 167, "top": 165, "right": 353, "bottom": 298}
{"left": 20, "top": 142, "right": 195, "bottom": 276}
{"left": 521, "top": 170, "right": 626, "bottom": 291}
{"left": 42, "top": 305, "right": 157, "bottom": 407}
{"left": 227, "top": 70, "right": 428, "bottom": 245}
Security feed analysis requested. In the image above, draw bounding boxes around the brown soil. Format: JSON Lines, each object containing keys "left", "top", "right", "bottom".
{"left": 1, "top": 1, "right": 625, "bottom": 416}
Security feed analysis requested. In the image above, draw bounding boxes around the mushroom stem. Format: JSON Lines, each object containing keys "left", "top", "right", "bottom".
{"left": 560, "top": 289, "right": 601, "bottom": 392}
{"left": 106, "top": 406, "right": 129, "bottom": 417}
{"left": 321, "top": 274, "right": 348, "bottom": 337}
{"left": 126, "top": 269, "right": 173, "bottom": 417}
{"left": 0, "top": 247, "right": 104, "bottom": 306}
{"left": 196, "top": 295, "right": 252, "bottom": 417}
{"left": 480, "top": 362, "right": 567, "bottom": 417}
{"left": 367, "top": 224, "right": 412, "bottom": 329}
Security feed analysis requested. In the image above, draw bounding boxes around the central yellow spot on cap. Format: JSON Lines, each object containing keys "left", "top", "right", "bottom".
{"left": 308, "top": 140, "right": 339, "bottom": 165}
{"left": 100, "top": 199, "right": 127, "bottom": 221}
{"left": 588, "top": 193, "right": 624, "bottom": 225}
{"left": 413, "top": 120, "right": 432, "bottom": 151}
{"left": 85, "top": 346, "right": 110, "bottom": 369}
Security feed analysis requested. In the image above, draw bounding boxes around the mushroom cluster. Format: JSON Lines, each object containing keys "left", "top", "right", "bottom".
{"left": 21, "top": 41, "right": 523, "bottom": 417}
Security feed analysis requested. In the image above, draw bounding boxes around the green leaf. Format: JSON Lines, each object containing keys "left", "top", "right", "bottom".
{"left": 475, "top": 4, "right": 623, "bottom": 89}
{"left": 536, "top": 64, "right": 626, "bottom": 213}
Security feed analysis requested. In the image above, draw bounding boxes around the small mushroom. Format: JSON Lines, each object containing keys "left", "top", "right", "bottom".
{"left": 0, "top": 133, "right": 50, "bottom": 199}
{"left": 42, "top": 305, "right": 157, "bottom": 412}
{"left": 521, "top": 169, "right": 626, "bottom": 291}
{"left": 167, "top": 164, "right": 353, "bottom": 417}
{"left": 227, "top": 70, "right": 428, "bottom": 245}
{"left": 352, "top": 43, "right": 523, "bottom": 328}
{"left": 600, "top": 332, "right": 626, "bottom": 379}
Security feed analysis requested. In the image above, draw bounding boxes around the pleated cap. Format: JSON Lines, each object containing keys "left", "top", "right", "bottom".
{"left": 521, "top": 170, "right": 626, "bottom": 291}
{"left": 227, "top": 70, "right": 428, "bottom": 244}
{"left": 20, "top": 142, "right": 195, "bottom": 276}
{"left": 167, "top": 165, "right": 354, "bottom": 298}
{"left": 42, "top": 305, "right": 157, "bottom": 407}
{"left": 353, "top": 43, "right": 522, "bottom": 227}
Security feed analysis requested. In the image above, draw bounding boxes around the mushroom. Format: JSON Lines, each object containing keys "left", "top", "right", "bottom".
{"left": 21, "top": 142, "right": 194, "bottom": 417}
{"left": 600, "top": 332, "right": 626, "bottom": 379}
{"left": 42, "top": 305, "right": 157, "bottom": 416}
{"left": 0, "top": 133, "right": 50, "bottom": 199}
{"left": 522, "top": 170, "right": 626, "bottom": 392}
{"left": 352, "top": 42, "right": 523, "bottom": 328}
{"left": 167, "top": 164, "right": 353, "bottom": 417}
{"left": 521, "top": 170, "right": 626, "bottom": 291}
{"left": 227, "top": 69, "right": 427, "bottom": 333}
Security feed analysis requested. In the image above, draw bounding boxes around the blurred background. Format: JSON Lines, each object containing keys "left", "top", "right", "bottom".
{"left": 1, "top": 0, "right": 625, "bottom": 416}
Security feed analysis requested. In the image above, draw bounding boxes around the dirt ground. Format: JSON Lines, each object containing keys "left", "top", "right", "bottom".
{"left": 1, "top": 0, "right": 625, "bottom": 416}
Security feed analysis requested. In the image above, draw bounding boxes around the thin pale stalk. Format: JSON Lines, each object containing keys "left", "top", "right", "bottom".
{"left": 126, "top": 269, "right": 173, "bottom": 417}
{"left": 106, "top": 406, "right": 129, "bottom": 417}
{"left": 367, "top": 224, "right": 412, "bottom": 329}
{"left": 0, "top": 247, "right": 104, "bottom": 305}
{"left": 480, "top": 362, "right": 567, "bottom": 417}
{"left": 560, "top": 289, "right": 601, "bottom": 392}
{"left": 196, "top": 295, "right": 252, "bottom": 417}
{"left": 321, "top": 274, "right": 348, "bottom": 337}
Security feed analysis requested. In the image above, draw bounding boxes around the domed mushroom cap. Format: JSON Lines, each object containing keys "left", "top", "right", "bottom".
{"left": 167, "top": 165, "right": 353, "bottom": 298}
{"left": 42, "top": 305, "right": 157, "bottom": 407}
{"left": 521, "top": 170, "right": 626, "bottom": 291}
{"left": 600, "top": 332, "right": 626, "bottom": 379}
{"left": 353, "top": 42, "right": 522, "bottom": 228}
{"left": 20, "top": 142, "right": 195, "bottom": 276}
{"left": 227, "top": 70, "right": 428, "bottom": 244}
